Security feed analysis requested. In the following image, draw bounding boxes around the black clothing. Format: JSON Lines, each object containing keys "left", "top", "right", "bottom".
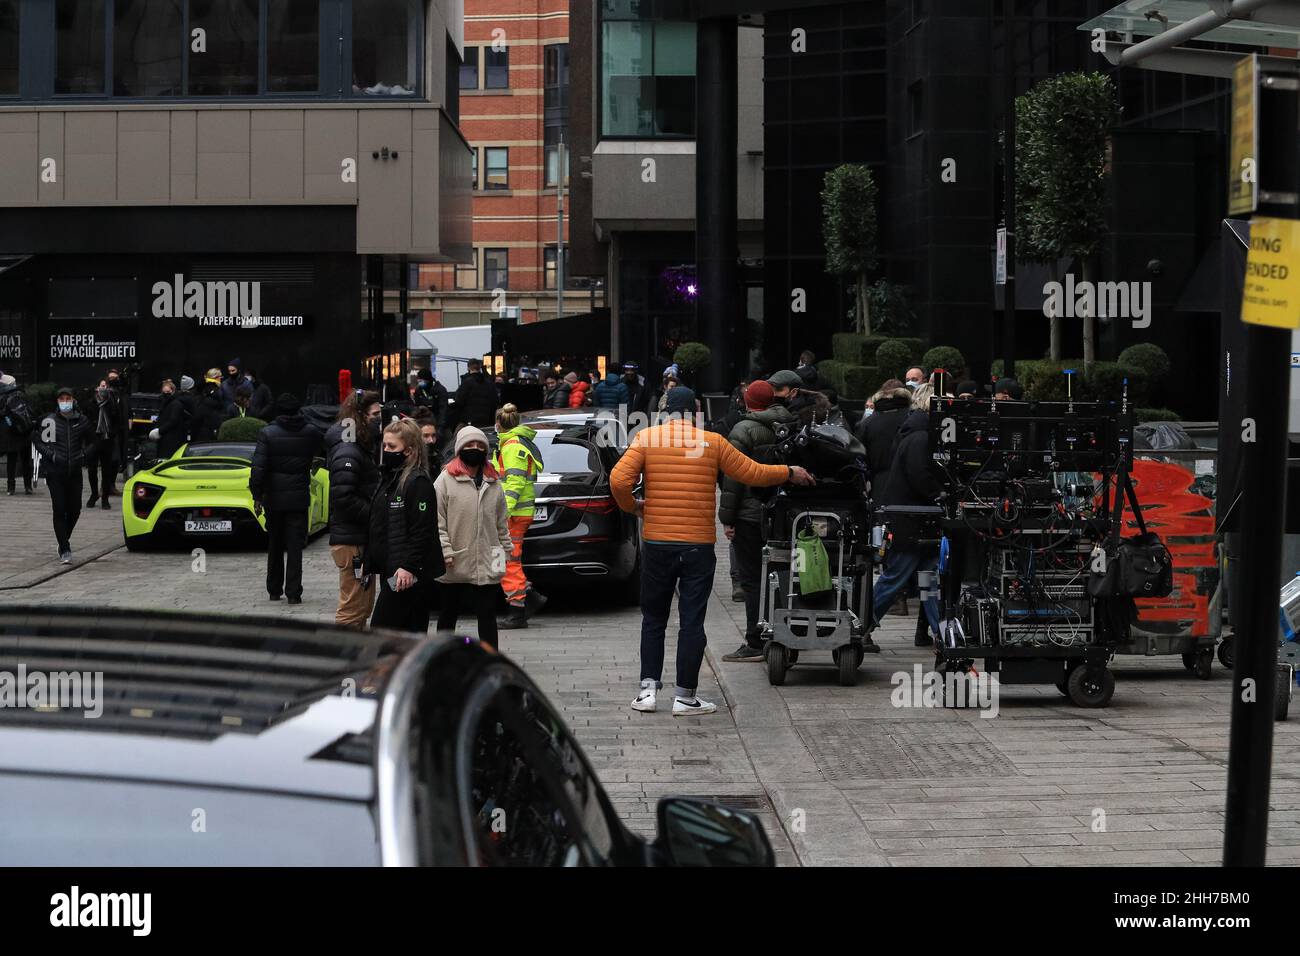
{"left": 46, "top": 471, "right": 82, "bottom": 553}
{"left": 437, "top": 582, "right": 500, "bottom": 649}
{"left": 265, "top": 508, "right": 308, "bottom": 600}
{"left": 542, "top": 382, "right": 571, "bottom": 408}
{"left": 248, "top": 380, "right": 274, "bottom": 420}
{"left": 249, "top": 413, "right": 322, "bottom": 512}
{"left": 370, "top": 575, "right": 436, "bottom": 633}
{"left": 623, "top": 376, "right": 646, "bottom": 413}
{"left": 85, "top": 437, "right": 117, "bottom": 500}
{"left": 5, "top": 447, "right": 32, "bottom": 493}
{"left": 413, "top": 379, "right": 450, "bottom": 428}
{"left": 325, "top": 421, "right": 379, "bottom": 546}
{"left": 454, "top": 371, "right": 499, "bottom": 428}
{"left": 877, "top": 410, "right": 943, "bottom": 508}
{"left": 191, "top": 388, "right": 229, "bottom": 443}
{"left": 155, "top": 392, "right": 192, "bottom": 459}
{"left": 856, "top": 391, "right": 912, "bottom": 490}
{"left": 33, "top": 410, "right": 91, "bottom": 475}
{"left": 732, "top": 519, "right": 766, "bottom": 647}
{"left": 0, "top": 381, "right": 32, "bottom": 492}
{"left": 365, "top": 468, "right": 445, "bottom": 581}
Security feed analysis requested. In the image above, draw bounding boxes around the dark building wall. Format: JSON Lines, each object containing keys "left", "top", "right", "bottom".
{"left": 762, "top": 2, "right": 888, "bottom": 370}
{"left": 0, "top": 206, "right": 361, "bottom": 398}
{"left": 568, "top": 0, "right": 601, "bottom": 280}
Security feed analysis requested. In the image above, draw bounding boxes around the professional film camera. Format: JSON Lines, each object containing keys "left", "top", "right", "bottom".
{"left": 757, "top": 421, "right": 874, "bottom": 687}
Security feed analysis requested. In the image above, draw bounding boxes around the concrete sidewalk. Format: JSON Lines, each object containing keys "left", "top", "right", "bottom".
{"left": 0, "top": 480, "right": 126, "bottom": 589}
{"left": 707, "top": 538, "right": 1300, "bottom": 866}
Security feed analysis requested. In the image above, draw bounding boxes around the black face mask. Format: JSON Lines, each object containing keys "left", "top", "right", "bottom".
{"left": 381, "top": 449, "right": 406, "bottom": 471}
{"left": 458, "top": 447, "right": 487, "bottom": 469}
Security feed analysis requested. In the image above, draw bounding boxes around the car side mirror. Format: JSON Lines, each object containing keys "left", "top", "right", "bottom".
{"left": 654, "top": 797, "right": 775, "bottom": 867}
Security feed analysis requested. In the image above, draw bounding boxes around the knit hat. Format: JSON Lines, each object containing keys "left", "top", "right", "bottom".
{"left": 767, "top": 369, "right": 803, "bottom": 389}
{"left": 180, "top": 375, "right": 196, "bottom": 392}
{"left": 276, "top": 392, "right": 301, "bottom": 415}
{"left": 744, "top": 380, "right": 775, "bottom": 411}
{"left": 664, "top": 386, "right": 696, "bottom": 415}
{"left": 994, "top": 377, "right": 1023, "bottom": 400}
{"left": 455, "top": 425, "right": 489, "bottom": 453}
{"left": 563, "top": 371, "right": 579, "bottom": 384}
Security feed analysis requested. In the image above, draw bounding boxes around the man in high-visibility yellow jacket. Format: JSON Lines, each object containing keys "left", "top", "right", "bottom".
{"left": 493, "top": 404, "right": 546, "bottom": 629}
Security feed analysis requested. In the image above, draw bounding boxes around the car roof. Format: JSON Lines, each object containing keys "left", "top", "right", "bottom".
{"left": 0, "top": 606, "right": 463, "bottom": 803}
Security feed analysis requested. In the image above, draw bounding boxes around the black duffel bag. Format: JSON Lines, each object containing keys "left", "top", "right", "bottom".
{"left": 1089, "top": 470, "right": 1174, "bottom": 599}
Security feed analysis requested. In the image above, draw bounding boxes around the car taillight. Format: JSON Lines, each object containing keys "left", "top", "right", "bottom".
{"left": 563, "top": 498, "right": 616, "bottom": 516}
{"left": 133, "top": 482, "right": 165, "bottom": 518}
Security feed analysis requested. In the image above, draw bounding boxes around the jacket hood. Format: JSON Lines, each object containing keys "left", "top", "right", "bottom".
{"left": 896, "top": 409, "right": 929, "bottom": 439}
{"left": 445, "top": 455, "right": 500, "bottom": 481}
{"left": 874, "top": 391, "right": 912, "bottom": 412}
{"left": 275, "top": 413, "right": 307, "bottom": 430}
{"left": 498, "top": 424, "right": 537, "bottom": 442}
{"left": 745, "top": 406, "right": 797, "bottom": 427}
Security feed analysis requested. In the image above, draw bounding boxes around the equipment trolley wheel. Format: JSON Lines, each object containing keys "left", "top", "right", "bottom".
{"left": 1276, "top": 668, "right": 1292, "bottom": 722}
{"left": 1066, "top": 665, "right": 1115, "bottom": 708}
{"left": 1181, "top": 649, "right": 1213, "bottom": 679}
{"left": 1217, "top": 637, "right": 1234, "bottom": 669}
{"left": 766, "top": 643, "right": 790, "bottom": 686}
{"left": 833, "top": 644, "right": 859, "bottom": 686}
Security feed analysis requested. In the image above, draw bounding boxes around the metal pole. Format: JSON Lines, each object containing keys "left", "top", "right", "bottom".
{"left": 1001, "top": 0, "right": 1016, "bottom": 379}
{"left": 557, "top": 135, "right": 565, "bottom": 321}
{"left": 1223, "top": 67, "right": 1297, "bottom": 867}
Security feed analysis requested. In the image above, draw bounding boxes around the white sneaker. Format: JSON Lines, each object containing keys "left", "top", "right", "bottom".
{"left": 59, "top": 550, "right": 72, "bottom": 565}
{"left": 672, "top": 696, "right": 717, "bottom": 716}
{"left": 631, "top": 685, "right": 657, "bottom": 713}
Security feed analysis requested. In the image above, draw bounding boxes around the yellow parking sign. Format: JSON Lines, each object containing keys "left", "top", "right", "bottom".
{"left": 1243, "top": 216, "right": 1300, "bottom": 329}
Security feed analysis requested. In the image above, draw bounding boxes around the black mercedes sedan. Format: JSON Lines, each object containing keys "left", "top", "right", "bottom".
{"left": 517, "top": 413, "right": 640, "bottom": 604}
{"left": 0, "top": 607, "right": 772, "bottom": 867}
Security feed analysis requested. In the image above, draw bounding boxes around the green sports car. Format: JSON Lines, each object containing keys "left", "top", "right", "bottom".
{"left": 122, "top": 442, "right": 330, "bottom": 551}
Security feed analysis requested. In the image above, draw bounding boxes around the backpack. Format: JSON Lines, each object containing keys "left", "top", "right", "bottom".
{"left": 4, "top": 393, "right": 33, "bottom": 435}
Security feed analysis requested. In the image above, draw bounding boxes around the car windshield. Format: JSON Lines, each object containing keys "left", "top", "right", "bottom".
{"left": 182, "top": 443, "right": 255, "bottom": 461}
{"left": 532, "top": 431, "right": 599, "bottom": 478}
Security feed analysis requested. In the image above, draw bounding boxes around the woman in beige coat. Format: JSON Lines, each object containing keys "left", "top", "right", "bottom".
{"left": 434, "top": 425, "right": 512, "bottom": 647}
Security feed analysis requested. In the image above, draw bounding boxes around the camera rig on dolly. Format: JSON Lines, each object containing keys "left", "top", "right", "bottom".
{"left": 909, "top": 387, "right": 1136, "bottom": 707}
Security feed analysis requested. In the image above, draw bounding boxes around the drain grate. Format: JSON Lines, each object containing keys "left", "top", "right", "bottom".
{"left": 693, "top": 794, "right": 773, "bottom": 812}
{"left": 796, "top": 722, "right": 1016, "bottom": 780}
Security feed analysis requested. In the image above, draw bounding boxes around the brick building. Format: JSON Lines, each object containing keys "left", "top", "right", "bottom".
{"left": 406, "top": 0, "right": 600, "bottom": 335}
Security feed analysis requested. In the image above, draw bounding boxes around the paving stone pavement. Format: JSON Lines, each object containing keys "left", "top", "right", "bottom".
{"left": 3, "top": 490, "right": 1298, "bottom": 867}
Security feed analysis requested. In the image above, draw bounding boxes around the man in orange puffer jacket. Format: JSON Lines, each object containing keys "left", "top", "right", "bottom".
{"left": 611, "top": 386, "right": 815, "bottom": 716}
{"left": 564, "top": 372, "right": 590, "bottom": 408}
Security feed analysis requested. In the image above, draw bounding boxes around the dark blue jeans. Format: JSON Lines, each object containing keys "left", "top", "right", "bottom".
{"left": 640, "top": 541, "right": 717, "bottom": 696}
{"left": 871, "top": 545, "right": 940, "bottom": 635}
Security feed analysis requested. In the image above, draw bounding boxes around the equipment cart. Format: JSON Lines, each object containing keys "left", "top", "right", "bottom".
{"left": 759, "top": 485, "right": 874, "bottom": 686}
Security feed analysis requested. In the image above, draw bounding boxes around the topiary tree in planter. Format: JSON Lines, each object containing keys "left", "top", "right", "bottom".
{"left": 865, "top": 280, "right": 915, "bottom": 336}
{"left": 1118, "top": 343, "right": 1171, "bottom": 405}
{"left": 1015, "top": 72, "right": 1120, "bottom": 369}
{"left": 218, "top": 416, "right": 268, "bottom": 442}
{"left": 874, "top": 340, "right": 913, "bottom": 381}
{"left": 672, "top": 342, "right": 712, "bottom": 386}
{"left": 822, "top": 164, "right": 879, "bottom": 334}
{"left": 922, "top": 346, "right": 967, "bottom": 384}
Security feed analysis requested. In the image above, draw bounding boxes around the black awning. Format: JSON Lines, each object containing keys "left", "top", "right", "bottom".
{"left": 493, "top": 309, "right": 611, "bottom": 359}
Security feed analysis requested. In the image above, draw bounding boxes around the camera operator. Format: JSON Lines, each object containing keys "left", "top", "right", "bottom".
{"left": 871, "top": 383, "right": 942, "bottom": 645}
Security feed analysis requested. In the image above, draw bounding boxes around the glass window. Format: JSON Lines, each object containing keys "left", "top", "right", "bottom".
{"left": 484, "top": 249, "right": 508, "bottom": 291}
{"left": 544, "top": 43, "right": 568, "bottom": 111}
{"left": 114, "top": 0, "right": 184, "bottom": 97}
{"left": 485, "top": 47, "right": 509, "bottom": 89}
{"left": 471, "top": 148, "right": 479, "bottom": 190}
{"left": 353, "top": 0, "right": 419, "bottom": 96}
{"left": 267, "top": 0, "right": 318, "bottom": 93}
{"left": 543, "top": 247, "right": 572, "bottom": 293}
{"left": 484, "top": 147, "right": 508, "bottom": 190}
{"left": 601, "top": 20, "right": 695, "bottom": 137}
{"left": 456, "top": 250, "right": 478, "bottom": 291}
{"left": 188, "top": 0, "right": 259, "bottom": 96}
{"left": 56, "top": 0, "right": 106, "bottom": 95}
{"left": 460, "top": 46, "right": 479, "bottom": 90}
{"left": 0, "top": 1, "right": 16, "bottom": 96}
{"left": 544, "top": 125, "right": 569, "bottom": 187}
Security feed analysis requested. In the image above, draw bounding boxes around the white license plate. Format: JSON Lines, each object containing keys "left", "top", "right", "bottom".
{"left": 532, "top": 506, "right": 548, "bottom": 522}
{"left": 185, "top": 519, "right": 233, "bottom": 533}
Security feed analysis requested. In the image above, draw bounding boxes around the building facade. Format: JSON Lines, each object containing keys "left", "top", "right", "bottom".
{"left": 0, "top": 0, "right": 471, "bottom": 398}
{"left": 406, "top": 0, "right": 599, "bottom": 337}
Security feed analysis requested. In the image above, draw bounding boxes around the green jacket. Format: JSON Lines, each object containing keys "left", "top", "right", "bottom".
{"left": 493, "top": 424, "right": 545, "bottom": 517}
{"left": 718, "top": 406, "right": 797, "bottom": 526}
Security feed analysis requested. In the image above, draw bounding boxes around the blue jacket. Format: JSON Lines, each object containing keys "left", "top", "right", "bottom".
{"left": 591, "top": 375, "right": 630, "bottom": 408}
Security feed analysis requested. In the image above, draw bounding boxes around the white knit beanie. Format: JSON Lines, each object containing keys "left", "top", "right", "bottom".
{"left": 455, "top": 425, "right": 489, "bottom": 454}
